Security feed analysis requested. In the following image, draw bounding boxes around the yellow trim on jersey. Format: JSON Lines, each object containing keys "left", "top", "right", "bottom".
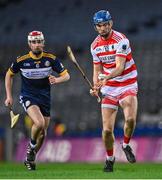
{"left": 29, "top": 51, "right": 44, "bottom": 60}
{"left": 17, "top": 51, "right": 56, "bottom": 61}
{"left": 7, "top": 68, "right": 15, "bottom": 76}
{"left": 59, "top": 69, "right": 68, "bottom": 76}
{"left": 43, "top": 52, "right": 56, "bottom": 60}
{"left": 17, "top": 53, "right": 30, "bottom": 63}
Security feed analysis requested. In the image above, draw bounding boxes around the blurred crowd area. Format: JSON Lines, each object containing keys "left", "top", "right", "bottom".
{"left": 0, "top": 0, "right": 162, "bottom": 143}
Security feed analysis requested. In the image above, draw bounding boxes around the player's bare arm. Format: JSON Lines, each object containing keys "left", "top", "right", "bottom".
{"left": 99, "top": 56, "right": 126, "bottom": 85}
{"left": 5, "top": 71, "right": 14, "bottom": 106}
{"left": 90, "top": 63, "right": 102, "bottom": 96}
{"left": 49, "top": 72, "right": 70, "bottom": 85}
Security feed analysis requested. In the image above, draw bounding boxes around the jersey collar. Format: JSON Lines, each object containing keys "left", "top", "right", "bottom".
{"left": 29, "top": 51, "right": 43, "bottom": 60}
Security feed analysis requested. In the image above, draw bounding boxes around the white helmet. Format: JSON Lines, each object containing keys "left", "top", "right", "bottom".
{"left": 28, "top": 31, "right": 44, "bottom": 43}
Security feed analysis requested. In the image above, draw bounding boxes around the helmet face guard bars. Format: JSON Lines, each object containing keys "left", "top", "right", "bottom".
{"left": 28, "top": 31, "right": 44, "bottom": 43}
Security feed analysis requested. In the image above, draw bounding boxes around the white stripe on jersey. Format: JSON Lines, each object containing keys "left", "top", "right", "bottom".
{"left": 103, "top": 58, "right": 135, "bottom": 72}
{"left": 20, "top": 67, "right": 52, "bottom": 79}
{"left": 108, "top": 70, "right": 137, "bottom": 82}
{"left": 124, "top": 59, "right": 135, "bottom": 70}
{"left": 98, "top": 46, "right": 131, "bottom": 64}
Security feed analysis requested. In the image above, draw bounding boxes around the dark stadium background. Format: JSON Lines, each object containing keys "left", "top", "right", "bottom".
{"left": 0, "top": 0, "right": 162, "bottom": 163}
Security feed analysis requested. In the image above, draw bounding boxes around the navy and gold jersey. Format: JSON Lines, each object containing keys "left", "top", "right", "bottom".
{"left": 8, "top": 51, "right": 67, "bottom": 110}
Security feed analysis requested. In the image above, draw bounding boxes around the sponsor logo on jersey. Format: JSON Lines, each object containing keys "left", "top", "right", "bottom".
{"left": 117, "top": 44, "right": 128, "bottom": 54}
{"left": 21, "top": 67, "right": 52, "bottom": 79}
{"left": 23, "top": 63, "right": 30, "bottom": 67}
{"left": 99, "top": 55, "right": 115, "bottom": 63}
{"left": 96, "top": 47, "right": 102, "bottom": 51}
{"left": 104, "top": 45, "right": 109, "bottom": 51}
{"left": 122, "top": 44, "right": 127, "bottom": 50}
{"left": 36, "top": 63, "right": 40, "bottom": 68}
{"left": 95, "top": 44, "right": 117, "bottom": 54}
{"left": 45, "top": 61, "right": 50, "bottom": 67}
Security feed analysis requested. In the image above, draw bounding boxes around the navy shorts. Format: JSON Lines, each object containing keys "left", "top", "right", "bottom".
{"left": 19, "top": 95, "right": 50, "bottom": 117}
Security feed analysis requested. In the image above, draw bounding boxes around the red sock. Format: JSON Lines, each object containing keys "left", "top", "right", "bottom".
{"left": 106, "top": 149, "right": 113, "bottom": 156}
{"left": 124, "top": 135, "right": 131, "bottom": 144}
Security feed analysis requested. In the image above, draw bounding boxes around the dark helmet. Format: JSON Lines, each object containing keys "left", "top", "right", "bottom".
{"left": 93, "top": 10, "right": 112, "bottom": 25}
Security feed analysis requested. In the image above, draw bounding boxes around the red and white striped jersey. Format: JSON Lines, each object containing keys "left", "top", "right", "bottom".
{"left": 91, "top": 30, "right": 137, "bottom": 87}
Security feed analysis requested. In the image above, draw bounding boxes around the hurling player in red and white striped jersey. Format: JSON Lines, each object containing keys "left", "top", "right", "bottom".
{"left": 90, "top": 10, "right": 138, "bottom": 172}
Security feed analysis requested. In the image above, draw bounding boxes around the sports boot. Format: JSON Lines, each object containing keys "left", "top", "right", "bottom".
{"left": 24, "top": 160, "right": 36, "bottom": 170}
{"left": 122, "top": 145, "right": 136, "bottom": 163}
{"left": 103, "top": 158, "right": 115, "bottom": 172}
{"left": 26, "top": 143, "right": 36, "bottom": 162}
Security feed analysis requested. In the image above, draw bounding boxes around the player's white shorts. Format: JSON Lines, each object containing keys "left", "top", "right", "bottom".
{"left": 100, "top": 82, "right": 138, "bottom": 110}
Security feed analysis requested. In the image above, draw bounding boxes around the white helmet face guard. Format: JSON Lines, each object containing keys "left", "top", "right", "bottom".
{"left": 28, "top": 31, "right": 45, "bottom": 44}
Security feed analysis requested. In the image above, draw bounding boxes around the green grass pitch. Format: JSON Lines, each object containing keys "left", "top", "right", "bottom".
{"left": 0, "top": 162, "right": 162, "bottom": 179}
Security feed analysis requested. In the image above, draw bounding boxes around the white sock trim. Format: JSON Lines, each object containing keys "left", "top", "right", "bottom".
{"left": 106, "top": 156, "right": 115, "bottom": 161}
{"left": 30, "top": 142, "right": 37, "bottom": 149}
{"left": 123, "top": 142, "right": 129, "bottom": 148}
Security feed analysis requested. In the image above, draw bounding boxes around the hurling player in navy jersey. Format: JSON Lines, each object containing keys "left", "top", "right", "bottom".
{"left": 5, "top": 31, "right": 70, "bottom": 170}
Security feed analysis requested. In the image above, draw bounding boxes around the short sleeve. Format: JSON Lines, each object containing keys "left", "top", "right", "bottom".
{"left": 51, "top": 58, "right": 66, "bottom": 75}
{"left": 9, "top": 61, "right": 20, "bottom": 74}
{"left": 90, "top": 46, "right": 101, "bottom": 64}
{"left": 116, "top": 38, "right": 130, "bottom": 57}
